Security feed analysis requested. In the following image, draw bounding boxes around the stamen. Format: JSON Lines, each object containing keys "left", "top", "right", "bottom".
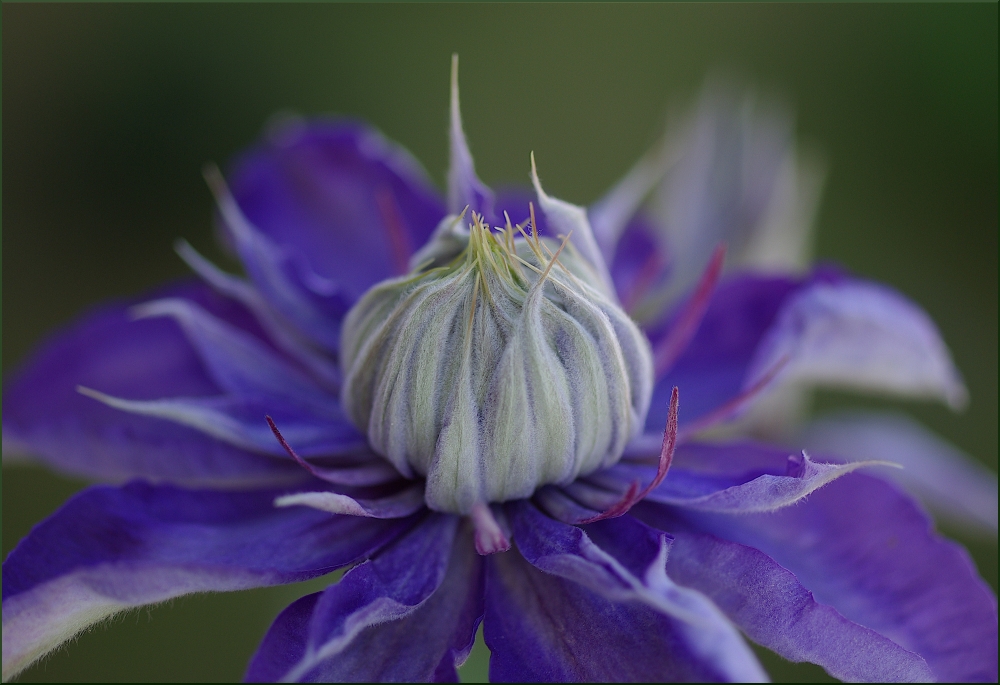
{"left": 537, "top": 230, "right": 573, "bottom": 285}
{"left": 511, "top": 207, "right": 580, "bottom": 287}
{"left": 534, "top": 232, "right": 589, "bottom": 293}
{"left": 502, "top": 214, "right": 526, "bottom": 278}
{"left": 266, "top": 417, "right": 404, "bottom": 487}
{"left": 509, "top": 251, "right": 546, "bottom": 278}
{"left": 578, "top": 386, "right": 679, "bottom": 523}
{"left": 653, "top": 243, "right": 727, "bottom": 378}
{"left": 266, "top": 415, "right": 322, "bottom": 478}
{"left": 470, "top": 502, "right": 511, "bottom": 555}
{"left": 516, "top": 206, "right": 547, "bottom": 265}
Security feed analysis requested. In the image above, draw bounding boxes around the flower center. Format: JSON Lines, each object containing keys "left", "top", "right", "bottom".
{"left": 340, "top": 211, "right": 653, "bottom": 513}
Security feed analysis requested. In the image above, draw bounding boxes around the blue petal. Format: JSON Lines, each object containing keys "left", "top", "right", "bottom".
{"left": 209, "top": 167, "right": 351, "bottom": 352}
{"left": 801, "top": 411, "right": 997, "bottom": 534}
{"left": 745, "top": 278, "right": 967, "bottom": 409}
{"left": 648, "top": 83, "right": 797, "bottom": 295}
{"left": 1, "top": 481, "right": 416, "bottom": 681}
{"left": 226, "top": 119, "right": 445, "bottom": 304}
{"left": 248, "top": 514, "right": 483, "bottom": 682}
{"left": 646, "top": 273, "right": 798, "bottom": 432}
{"left": 488, "top": 501, "right": 767, "bottom": 682}
{"left": 73, "top": 294, "right": 366, "bottom": 459}
{"left": 606, "top": 213, "right": 673, "bottom": 315}
{"left": 493, "top": 187, "right": 549, "bottom": 234}
{"left": 646, "top": 270, "right": 967, "bottom": 436}
{"left": 611, "top": 445, "right": 888, "bottom": 514}
{"left": 633, "top": 508, "right": 934, "bottom": 682}
{"left": 175, "top": 240, "right": 341, "bottom": 388}
{"left": 1, "top": 280, "right": 299, "bottom": 486}
{"left": 77, "top": 391, "right": 365, "bottom": 458}
{"left": 131, "top": 297, "right": 334, "bottom": 407}
{"left": 680, "top": 471, "right": 998, "bottom": 682}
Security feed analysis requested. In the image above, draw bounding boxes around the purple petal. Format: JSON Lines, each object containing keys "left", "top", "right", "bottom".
{"left": 89, "top": 292, "right": 368, "bottom": 457}
{"left": 77, "top": 391, "right": 365, "bottom": 458}
{"left": 668, "top": 439, "right": 793, "bottom": 475}
{"left": 646, "top": 270, "right": 962, "bottom": 436}
{"left": 447, "top": 55, "right": 494, "bottom": 219}
{"left": 801, "top": 411, "right": 998, "bottom": 535}
{"left": 493, "top": 186, "right": 548, "bottom": 234}
{"left": 2, "top": 280, "right": 298, "bottom": 486}
{"left": 253, "top": 514, "right": 482, "bottom": 682}
{"left": 131, "top": 297, "right": 334, "bottom": 407}
{"left": 244, "top": 592, "right": 319, "bottom": 684}
{"left": 175, "top": 240, "right": 341, "bottom": 388}
{"left": 488, "top": 546, "right": 755, "bottom": 683}
{"left": 648, "top": 84, "right": 794, "bottom": 294}
{"left": 274, "top": 483, "right": 427, "bottom": 520}
{"left": 623, "top": 446, "right": 887, "bottom": 513}
{"left": 226, "top": 119, "right": 444, "bottom": 304}
{"left": 746, "top": 278, "right": 968, "bottom": 409}
{"left": 532, "top": 485, "right": 603, "bottom": 524}
{"left": 681, "top": 472, "right": 999, "bottom": 682}
{"left": 1, "top": 481, "right": 415, "bottom": 680}
{"left": 265, "top": 418, "right": 404, "bottom": 487}
{"left": 646, "top": 273, "right": 799, "bottom": 432}
{"left": 302, "top": 459, "right": 403, "bottom": 486}
{"left": 651, "top": 245, "right": 727, "bottom": 378}
{"left": 488, "top": 501, "right": 767, "bottom": 682}
{"left": 248, "top": 523, "right": 482, "bottom": 683}
{"left": 606, "top": 214, "right": 673, "bottom": 315}
{"left": 633, "top": 510, "right": 934, "bottom": 682}
{"left": 209, "top": 167, "right": 351, "bottom": 352}
{"left": 589, "top": 135, "right": 673, "bottom": 258}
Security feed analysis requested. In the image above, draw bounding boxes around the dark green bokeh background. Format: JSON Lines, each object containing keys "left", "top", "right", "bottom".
{"left": 2, "top": 4, "right": 996, "bottom": 683}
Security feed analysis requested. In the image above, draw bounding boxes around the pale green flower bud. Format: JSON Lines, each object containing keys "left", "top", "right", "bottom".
{"left": 340, "top": 211, "right": 653, "bottom": 514}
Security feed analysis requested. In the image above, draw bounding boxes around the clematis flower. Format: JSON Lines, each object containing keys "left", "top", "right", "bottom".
{"left": 3, "top": 58, "right": 996, "bottom": 683}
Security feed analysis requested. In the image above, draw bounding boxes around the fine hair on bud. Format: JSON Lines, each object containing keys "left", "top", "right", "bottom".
{"left": 340, "top": 211, "right": 653, "bottom": 513}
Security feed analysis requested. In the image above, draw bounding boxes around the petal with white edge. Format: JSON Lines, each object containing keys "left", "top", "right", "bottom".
{"left": 745, "top": 279, "right": 967, "bottom": 409}
{"left": 801, "top": 411, "right": 997, "bottom": 535}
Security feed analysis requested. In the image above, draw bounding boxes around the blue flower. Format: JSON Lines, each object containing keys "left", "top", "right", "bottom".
{"left": 3, "top": 59, "right": 996, "bottom": 682}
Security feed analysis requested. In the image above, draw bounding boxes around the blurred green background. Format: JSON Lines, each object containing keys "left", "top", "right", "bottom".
{"left": 2, "top": 3, "right": 996, "bottom": 683}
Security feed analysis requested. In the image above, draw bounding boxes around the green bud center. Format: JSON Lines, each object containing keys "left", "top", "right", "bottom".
{"left": 340, "top": 213, "right": 652, "bottom": 513}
